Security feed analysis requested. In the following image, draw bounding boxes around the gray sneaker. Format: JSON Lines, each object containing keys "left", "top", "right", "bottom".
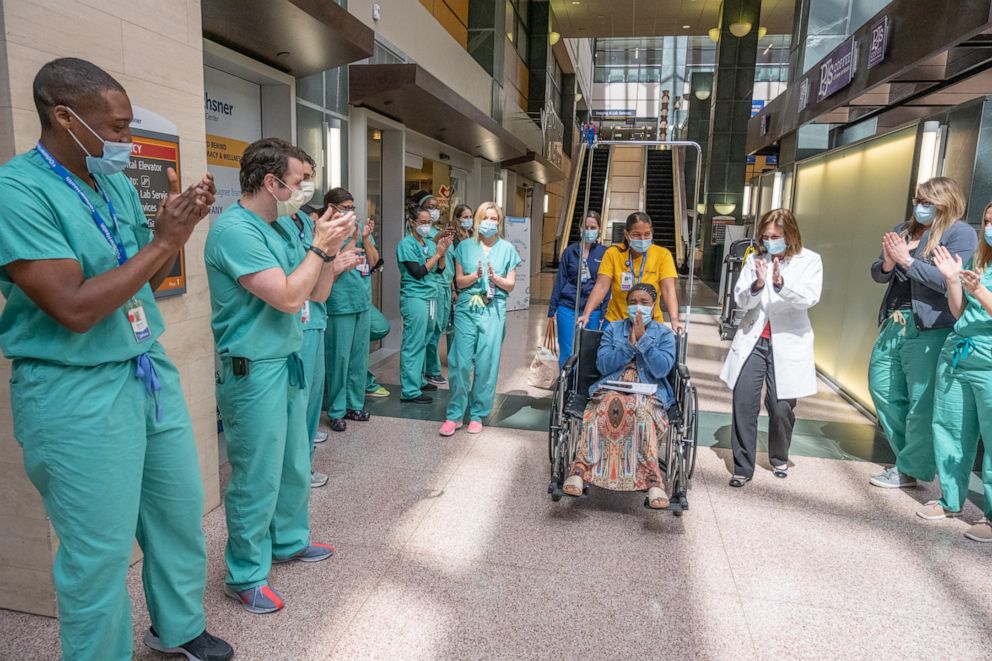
{"left": 313, "top": 431, "right": 328, "bottom": 444}
{"left": 310, "top": 470, "right": 328, "bottom": 488}
{"left": 869, "top": 466, "right": 917, "bottom": 489}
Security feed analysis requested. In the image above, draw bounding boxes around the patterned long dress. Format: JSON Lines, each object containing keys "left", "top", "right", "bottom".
{"left": 568, "top": 361, "right": 669, "bottom": 491}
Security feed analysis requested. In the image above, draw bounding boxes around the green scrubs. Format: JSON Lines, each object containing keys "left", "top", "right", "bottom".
{"left": 867, "top": 311, "right": 949, "bottom": 480}
{"left": 446, "top": 238, "right": 522, "bottom": 422}
{"left": 206, "top": 203, "right": 310, "bottom": 591}
{"left": 366, "top": 305, "right": 390, "bottom": 393}
{"left": 425, "top": 243, "right": 455, "bottom": 378}
{"left": 931, "top": 263, "right": 992, "bottom": 518}
{"left": 397, "top": 234, "right": 438, "bottom": 399}
{"left": 324, "top": 232, "right": 373, "bottom": 418}
{"left": 277, "top": 211, "right": 325, "bottom": 454}
{"left": 0, "top": 150, "right": 207, "bottom": 660}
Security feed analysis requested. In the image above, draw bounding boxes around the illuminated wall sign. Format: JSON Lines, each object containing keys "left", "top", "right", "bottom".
{"left": 592, "top": 108, "right": 636, "bottom": 118}
{"left": 126, "top": 106, "right": 186, "bottom": 298}
{"left": 868, "top": 16, "right": 890, "bottom": 69}
{"left": 817, "top": 36, "right": 857, "bottom": 103}
{"left": 751, "top": 99, "right": 765, "bottom": 117}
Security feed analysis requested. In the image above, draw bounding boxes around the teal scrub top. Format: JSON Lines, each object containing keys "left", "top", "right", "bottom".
{"left": 397, "top": 234, "right": 438, "bottom": 300}
{"left": 954, "top": 259, "right": 992, "bottom": 338}
{"left": 0, "top": 149, "right": 165, "bottom": 366}
{"left": 276, "top": 211, "right": 326, "bottom": 331}
{"left": 205, "top": 203, "right": 304, "bottom": 360}
{"left": 326, "top": 228, "right": 373, "bottom": 316}
{"left": 428, "top": 243, "right": 455, "bottom": 298}
{"left": 453, "top": 238, "right": 522, "bottom": 304}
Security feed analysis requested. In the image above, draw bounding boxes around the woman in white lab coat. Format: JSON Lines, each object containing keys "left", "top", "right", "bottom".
{"left": 720, "top": 208, "right": 823, "bottom": 488}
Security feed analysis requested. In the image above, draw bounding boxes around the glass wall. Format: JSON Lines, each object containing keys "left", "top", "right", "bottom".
{"left": 802, "top": 0, "right": 892, "bottom": 73}
{"left": 295, "top": 66, "right": 350, "bottom": 200}
{"left": 792, "top": 126, "right": 916, "bottom": 410}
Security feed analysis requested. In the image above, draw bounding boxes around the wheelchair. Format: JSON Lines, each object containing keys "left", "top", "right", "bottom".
{"left": 547, "top": 326, "right": 699, "bottom": 515}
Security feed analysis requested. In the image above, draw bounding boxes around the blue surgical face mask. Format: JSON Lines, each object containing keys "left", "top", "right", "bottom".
{"left": 415, "top": 223, "right": 432, "bottom": 238}
{"left": 479, "top": 220, "right": 499, "bottom": 237}
{"left": 629, "top": 238, "right": 652, "bottom": 253}
{"left": 583, "top": 228, "right": 599, "bottom": 243}
{"left": 984, "top": 226, "right": 992, "bottom": 247}
{"left": 915, "top": 203, "right": 937, "bottom": 225}
{"left": 65, "top": 107, "right": 133, "bottom": 175}
{"left": 459, "top": 216, "right": 474, "bottom": 230}
{"left": 628, "top": 304, "right": 653, "bottom": 322}
{"left": 764, "top": 237, "right": 786, "bottom": 255}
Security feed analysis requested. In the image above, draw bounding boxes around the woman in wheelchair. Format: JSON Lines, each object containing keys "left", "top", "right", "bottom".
{"left": 563, "top": 283, "right": 676, "bottom": 509}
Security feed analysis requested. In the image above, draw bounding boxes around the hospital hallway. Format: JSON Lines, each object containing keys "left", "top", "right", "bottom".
{"left": 3, "top": 275, "right": 990, "bottom": 660}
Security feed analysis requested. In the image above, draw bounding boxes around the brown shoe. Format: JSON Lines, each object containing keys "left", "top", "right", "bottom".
{"left": 964, "top": 519, "right": 992, "bottom": 543}
{"left": 916, "top": 500, "right": 961, "bottom": 521}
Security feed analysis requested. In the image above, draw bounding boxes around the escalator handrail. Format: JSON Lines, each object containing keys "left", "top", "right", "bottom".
{"left": 557, "top": 141, "right": 587, "bottom": 257}
{"left": 672, "top": 149, "right": 687, "bottom": 267}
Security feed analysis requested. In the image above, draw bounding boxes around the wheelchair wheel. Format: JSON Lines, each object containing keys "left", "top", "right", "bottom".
{"left": 548, "top": 376, "right": 564, "bottom": 464}
{"left": 685, "top": 385, "right": 699, "bottom": 480}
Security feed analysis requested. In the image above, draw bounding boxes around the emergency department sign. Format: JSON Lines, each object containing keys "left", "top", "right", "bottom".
{"left": 126, "top": 106, "right": 186, "bottom": 297}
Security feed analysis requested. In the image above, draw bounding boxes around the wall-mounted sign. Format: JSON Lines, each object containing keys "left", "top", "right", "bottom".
{"left": 817, "top": 36, "right": 857, "bottom": 103}
{"left": 126, "top": 106, "right": 185, "bottom": 298}
{"left": 592, "top": 108, "right": 635, "bottom": 118}
{"left": 868, "top": 15, "right": 890, "bottom": 69}
{"left": 710, "top": 218, "right": 734, "bottom": 246}
{"left": 798, "top": 78, "right": 811, "bottom": 112}
{"left": 751, "top": 99, "right": 765, "bottom": 117}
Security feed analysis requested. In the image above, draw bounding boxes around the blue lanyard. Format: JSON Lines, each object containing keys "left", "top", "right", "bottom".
{"left": 35, "top": 142, "right": 128, "bottom": 265}
{"left": 627, "top": 251, "right": 646, "bottom": 284}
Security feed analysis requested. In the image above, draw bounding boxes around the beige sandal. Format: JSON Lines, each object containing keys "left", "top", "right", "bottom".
{"left": 647, "top": 486, "right": 669, "bottom": 509}
{"left": 563, "top": 475, "right": 583, "bottom": 497}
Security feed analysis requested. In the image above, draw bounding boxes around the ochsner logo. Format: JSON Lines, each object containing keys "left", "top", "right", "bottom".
{"left": 204, "top": 92, "right": 235, "bottom": 116}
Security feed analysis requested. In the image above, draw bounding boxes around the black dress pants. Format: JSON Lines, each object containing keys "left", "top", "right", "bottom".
{"left": 731, "top": 337, "right": 797, "bottom": 478}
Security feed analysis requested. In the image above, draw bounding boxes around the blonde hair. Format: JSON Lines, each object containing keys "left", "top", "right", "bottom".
{"left": 906, "top": 177, "right": 966, "bottom": 258}
{"left": 756, "top": 208, "right": 803, "bottom": 260}
{"left": 975, "top": 201, "right": 992, "bottom": 272}
{"left": 473, "top": 201, "right": 505, "bottom": 241}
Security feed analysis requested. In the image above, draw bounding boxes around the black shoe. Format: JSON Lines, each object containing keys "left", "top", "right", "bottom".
{"left": 144, "top": 627, "right": 234, "bottom": 661}
{"left": 421, "top": 382, "right": 438, "bottom": 391}
{"left": 345, "top": 409, "right": 371, "bottom": 422}
{"left": 400, "top": 394, "right": 433, "bottom": 403}
{"left": 329, "top": 418, "right": 347, "bottom": 432}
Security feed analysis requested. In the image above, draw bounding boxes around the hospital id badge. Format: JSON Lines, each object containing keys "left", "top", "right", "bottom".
{"left": 358, "top": 257, "right": 370, "bottom": 277}
{"left": 301, "top": 300, "right": 311, "bottom": 324}
{"left": 581, "top": 260, "right": 590, "bottom": 282}
{"left": 127, "top": 300, "right": 151, "bottom": 343}
{"left": 620, "top": 271, "right": 634, "bottom": 291}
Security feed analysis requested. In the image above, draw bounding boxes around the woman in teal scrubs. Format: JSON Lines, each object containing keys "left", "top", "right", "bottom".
{"left": 397, "top": 205, "right": 453, "bottom": 403}
{"left": 439, "top": 202, "right": 521, "bottom": 436}
{"left": 924, "top": 209, "right": 992, "bottom": 543}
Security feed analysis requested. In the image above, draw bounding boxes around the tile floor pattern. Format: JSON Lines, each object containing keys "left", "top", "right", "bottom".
{"left": 4, "top": 281, "right": 990, "bottom": 660}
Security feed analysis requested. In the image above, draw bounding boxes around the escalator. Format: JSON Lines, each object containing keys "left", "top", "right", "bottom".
{"left": 644, "top": 149, "right": 678, "bottom": 256}
{"left": 564, "top": 146, "right": 611, "bottom": 247}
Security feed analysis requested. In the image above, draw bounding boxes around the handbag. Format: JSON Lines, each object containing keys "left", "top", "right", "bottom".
{"left": 527, "top": 321, "right": 559, "bottom": 389}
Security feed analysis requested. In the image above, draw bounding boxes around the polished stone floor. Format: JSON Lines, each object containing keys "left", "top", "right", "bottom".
{"left": 3, "top": 280, "right": 990, "bottom": 660}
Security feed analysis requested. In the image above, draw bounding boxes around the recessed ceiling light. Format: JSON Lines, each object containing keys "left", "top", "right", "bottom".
{"left": 682, "top": 25, "right": 691, "bottom": 29}
{"left": 572, "top": 1, "right": 581, "bottom": 4}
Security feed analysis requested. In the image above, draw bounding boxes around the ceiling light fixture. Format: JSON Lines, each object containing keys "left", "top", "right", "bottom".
{"left": 729, "top": 21, "right": 752, "bottom": 37}
{"left": 694, "top": 88, "right": 711, "bottom": 100}
{"left": 758, "top": 26, "right": 768, "bottom": 40}
{"left": 682, "top": 25, "right": 691, "bottom": 29}
{"left": 708, "top": 27, "right": 720, "bottom": 42}
{"left": 550, "top": 31, "right": 561, "bottom": 45}
{"left": 713, "top": 202, "right": 736, "bottom": 215}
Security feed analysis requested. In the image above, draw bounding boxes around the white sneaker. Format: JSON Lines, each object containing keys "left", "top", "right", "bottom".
{"left": 310, "top": 471, "right": 328, "bottom": 488}
{"left": 314, "top": 431, "right": 328, "bottom": 444}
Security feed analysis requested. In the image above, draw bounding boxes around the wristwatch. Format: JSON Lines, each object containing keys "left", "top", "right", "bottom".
{"left": 308, "top": 245, "right": 336, "bottom": 262}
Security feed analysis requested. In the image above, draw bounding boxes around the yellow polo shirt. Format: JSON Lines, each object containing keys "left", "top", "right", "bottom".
{"left": 599, "top": 244, "right": 678, "bottom": 322}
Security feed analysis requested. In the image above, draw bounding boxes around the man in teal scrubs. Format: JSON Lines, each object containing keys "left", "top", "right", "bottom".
{"left": 206, "top": 138, "right": 353, "bottom": 614}
{"left": 0, "top": 58, "right": 232, "bottom": 661}
{"left": 323, "top": 188, "right": 378, "bottom": 432}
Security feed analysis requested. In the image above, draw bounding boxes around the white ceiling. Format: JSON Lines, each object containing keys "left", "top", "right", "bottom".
{"left": 550, "top": 0, "right": 797, "bottom": 38}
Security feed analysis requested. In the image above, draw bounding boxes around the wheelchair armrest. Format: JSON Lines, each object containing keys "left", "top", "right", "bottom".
{"left": 562, "top": 353, "right": 579, "bottom": 373}
{"left": 676, "top": 364, "right": 690, "bottom": 380}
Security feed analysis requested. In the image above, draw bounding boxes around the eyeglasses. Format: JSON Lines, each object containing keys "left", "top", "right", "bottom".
{"left": 911, "top": 198, "right": 935, "bottom": 208}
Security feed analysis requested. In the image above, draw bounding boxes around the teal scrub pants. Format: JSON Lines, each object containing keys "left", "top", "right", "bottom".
{"left": 400, "top": 296, "right": 437, "bottom": 399}
{"left": 932, "top": 334, "right": 992, "bottom": 517}
{"left": 425, "top": 287, "right": 452, "bottom": 378}
{"left": 367, "top": 307, "right": 390, "bottom": 393}
{"left": 446, "top": 300, "right": 507, "bottom": 422}
{"left": 301, "top": 327, "right": 325, "bottom": 456}
{"left": 11, "top": 345, "right": 206, "bottom": 660}
{"left": 867, "top": 313, "right": 949, "bottom": 480}
{"left": 325, "top": 309, "right": 371, "bottom": 418}
{"left": 217, "top": 354, "right": 310, "bottom": 591}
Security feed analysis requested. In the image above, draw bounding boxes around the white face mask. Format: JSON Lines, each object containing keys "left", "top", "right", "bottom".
{"left": 429, "top": 208, "right": 441, "bottom": 222}
{"left": 299, "top": 180, "right": 316, "bottom": 205}
{"left": 415, "top": 223, "right": 432, "bottom": 237}
{"left": 273, "top": 177, "right": 309, "bottom": 217}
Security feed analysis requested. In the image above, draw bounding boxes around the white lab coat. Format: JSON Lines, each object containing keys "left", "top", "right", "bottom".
{"left": 720, "top": 248, "right": 823, "bottom": 399}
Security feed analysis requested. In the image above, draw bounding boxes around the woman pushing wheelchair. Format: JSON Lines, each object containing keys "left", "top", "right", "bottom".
{"left": 563, "top": 283, "right": 676, "bottom": 509}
